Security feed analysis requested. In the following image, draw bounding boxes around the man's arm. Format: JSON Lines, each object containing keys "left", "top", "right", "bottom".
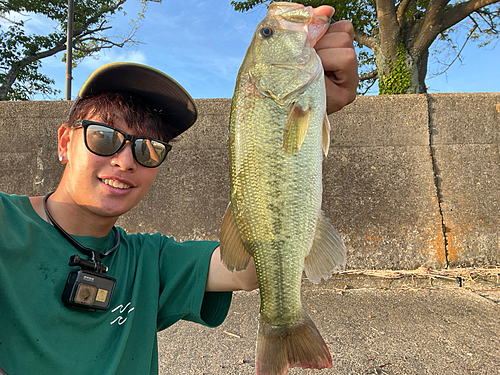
{"left": 205, "top": 246, "right": 259, "bottom": 292}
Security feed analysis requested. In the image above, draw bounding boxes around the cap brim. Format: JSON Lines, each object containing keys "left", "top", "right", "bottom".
{"left": 70, "top": 62, "right": 197, "bottom": 139}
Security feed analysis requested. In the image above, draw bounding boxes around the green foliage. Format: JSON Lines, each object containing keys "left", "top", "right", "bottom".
{"left": 8, "top": 61, "right": 60, "bottom": 101}
{"left": 357, "top": 47, "right": 377, "bottom": 94}
{"left": 231, "top": 0, "right": 270, "bottom": 12}
{"left": 378, "top": 43, "right": 411, "bottom": 95}
{"left": 231, "top": 0, "right": 377, "bottom": 37}
{"left": 0, "top": 16, "right": 62, "bottom": 99}
{"left": 0, "top": 0, "right": 155, "bottom": 100}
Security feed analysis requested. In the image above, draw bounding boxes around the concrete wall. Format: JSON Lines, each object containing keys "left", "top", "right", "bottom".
{"left": 0, "top": 94, "right": 498, "bottom": 269}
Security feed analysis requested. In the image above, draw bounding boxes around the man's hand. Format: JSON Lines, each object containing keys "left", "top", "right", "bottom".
{"left": 315, "top": 20, "right": 359, "bottom": 114}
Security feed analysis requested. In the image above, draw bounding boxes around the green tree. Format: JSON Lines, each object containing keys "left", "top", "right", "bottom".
{"left": 231, "top": 0, "right": 500, "bottom": 94}
{"left": 0, "top": 0, "right": 159, "bottom": 101}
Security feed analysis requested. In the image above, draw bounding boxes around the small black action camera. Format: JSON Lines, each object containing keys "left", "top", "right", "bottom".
{"left": 62, "top": 255, "right": 116, "bottom": 311}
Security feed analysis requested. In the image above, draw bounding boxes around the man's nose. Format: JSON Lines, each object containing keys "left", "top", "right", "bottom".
{"left": 110, "top": 141, "right": 137, "bottom": 171}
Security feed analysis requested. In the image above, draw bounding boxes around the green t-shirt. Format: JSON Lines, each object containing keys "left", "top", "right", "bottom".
{"left": 0, "top": 193, "right": 232, "bottom": 375}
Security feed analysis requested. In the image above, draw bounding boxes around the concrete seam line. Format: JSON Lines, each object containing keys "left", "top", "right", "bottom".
{"left": 427, "top": 94, "right": 449, "bottom": 268}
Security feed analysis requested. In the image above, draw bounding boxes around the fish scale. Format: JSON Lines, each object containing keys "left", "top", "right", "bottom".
{"left": 220, "top": 3, "right": 346, "bottom": 375}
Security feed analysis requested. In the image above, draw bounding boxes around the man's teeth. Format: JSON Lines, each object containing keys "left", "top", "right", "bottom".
{"left": 103, "top": 179, "right": 131, "bottom": 189}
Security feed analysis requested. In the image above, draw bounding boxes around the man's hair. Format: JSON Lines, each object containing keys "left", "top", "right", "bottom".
{"left": 66, "top": 92, "right": 173, "bottom": 142}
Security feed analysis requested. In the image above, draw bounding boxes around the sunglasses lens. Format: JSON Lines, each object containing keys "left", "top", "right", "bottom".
{"left": 134, "top": 139, "right": 167, "bottom": 167}
{"left": 82, "top": 122, "right": 170, "bottom": 167}
{"left": 86, "top": 125, "right": 124, "bottom": 155}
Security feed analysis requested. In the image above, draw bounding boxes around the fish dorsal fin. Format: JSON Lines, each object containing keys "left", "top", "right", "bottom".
{"left": 322, "top": 112, "right": 331, "bottom": 157}
{"left": 304, "top": 211, "right": 346, "bottom": 284}
{"left": 283, "top": 103, "right": 310, "bottom": 155}
{"left": 220, "top": 203, "right": 253, "bottom": 271}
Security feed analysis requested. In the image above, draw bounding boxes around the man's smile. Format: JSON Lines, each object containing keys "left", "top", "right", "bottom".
{"left": 100, "top": 178, "right": 132, "bottom": 189}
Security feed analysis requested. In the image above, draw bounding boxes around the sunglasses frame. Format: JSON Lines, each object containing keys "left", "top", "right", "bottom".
{"left": 74, "top": 120, "right": 172, "bottom": 168}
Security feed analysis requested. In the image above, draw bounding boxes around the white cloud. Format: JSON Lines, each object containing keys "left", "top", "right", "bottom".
{"left": 0, "top": 11, "right": 59, "bottom": 35}
{"left": 79, "top": 49, "right": 148, "bottom": 69}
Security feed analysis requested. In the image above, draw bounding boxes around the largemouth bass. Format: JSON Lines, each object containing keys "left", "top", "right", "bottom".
{"left": 220, "top": 2, "right": 346, "bottom": 374}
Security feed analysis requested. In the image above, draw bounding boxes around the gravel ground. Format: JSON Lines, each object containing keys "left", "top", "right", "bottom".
{"left": 158, "top": 274, "right": 500, "bottom": 375}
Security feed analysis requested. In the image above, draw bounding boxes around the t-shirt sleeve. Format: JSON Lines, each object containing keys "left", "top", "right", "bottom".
{"left": 156, "top": 238, "right": 232, "bottom": 331}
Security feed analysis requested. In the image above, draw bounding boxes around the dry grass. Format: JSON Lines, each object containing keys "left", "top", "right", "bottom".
{"left": 338, "top": 266, "right": 500, "bottom": 285}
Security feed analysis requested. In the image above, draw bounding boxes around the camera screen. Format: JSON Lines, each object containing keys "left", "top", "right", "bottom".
{"left": 95, "top": 288, "right": 109, "bottom": 303}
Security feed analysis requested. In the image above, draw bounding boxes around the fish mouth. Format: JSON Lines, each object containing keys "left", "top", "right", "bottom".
{"left": 270, "top": 2, "right": 333, "bottom": 21}
{"left": 269, "top": 3, "right": 332, "bottom": 46}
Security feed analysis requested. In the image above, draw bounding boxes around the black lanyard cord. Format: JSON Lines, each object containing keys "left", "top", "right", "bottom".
{"left": 42, "top": 192, "right": 120, "bottom": 262}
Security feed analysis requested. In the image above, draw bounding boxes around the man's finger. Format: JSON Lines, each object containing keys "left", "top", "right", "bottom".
{"left": 315, "top": 31, "right": 354, "bottom": 51}
{"left": 325, "top": 20, "right": 354, "bottom": 39}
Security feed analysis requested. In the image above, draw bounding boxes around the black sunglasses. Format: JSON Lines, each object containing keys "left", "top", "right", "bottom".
{"left": 74, "top": 120, "right": 172, "bottom": 168}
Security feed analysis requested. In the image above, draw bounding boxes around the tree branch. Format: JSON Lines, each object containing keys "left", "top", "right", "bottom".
{"left": 411, "top": 0, "right": 500, "bottom": 56}
{"left": 74, "top": 38, "right": 135, "bottom": 54}
{"left": 427, "top": 23, "right": 477, "bottom": 78}
{"left": 354, "top": 30, "right": 379, "bottom": 51}
{"left": 360, "top": 77, "right": 378, "bottom": 95}
{"left": 360, "top": 69, "right": 378, "bottom": 80}
{"left": 409, "top": 0, "right": 451, "bottom": 54}
{"left": 71, "top": 2, "right": 123, "bottom": 39}
{"left": 396, "top": 0, "right": 416, "bottom": 26}
{"left": 441, "top": 0, "right": 500, "bottom": 31}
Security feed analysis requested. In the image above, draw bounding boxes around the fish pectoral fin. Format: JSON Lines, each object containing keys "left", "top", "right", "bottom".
{"left": 283, "top": 103, "right": 310, "bottom": 155}
{"left": 322, "top": 112, "right": 331, "bottom": 157}
{"left": 304, "top": 211, "right": 346, "bottom": 284}
{"left": 220, "top": 203, "right": 253, "bottom": 271}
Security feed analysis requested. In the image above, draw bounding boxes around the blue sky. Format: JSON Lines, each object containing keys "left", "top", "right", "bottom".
{"left": 12, "top": 0, "right": 500, "bottom": 99}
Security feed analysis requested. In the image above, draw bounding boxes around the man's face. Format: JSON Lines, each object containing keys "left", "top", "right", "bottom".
{"left": 58, "top": 113, "right": 160, "bottom": 219}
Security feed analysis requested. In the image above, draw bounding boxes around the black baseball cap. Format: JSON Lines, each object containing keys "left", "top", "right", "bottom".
{"left": 67, "top": 62, "right": 198, "bottom": 139}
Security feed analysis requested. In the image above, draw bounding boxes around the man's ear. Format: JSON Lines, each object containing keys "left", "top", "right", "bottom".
{"left": 58, "top": 124, "right": 72, "bottom": 163}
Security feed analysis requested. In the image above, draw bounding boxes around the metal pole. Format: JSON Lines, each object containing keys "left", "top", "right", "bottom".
{"left": 65, "top": 0, "right": 74, "bottom": 100}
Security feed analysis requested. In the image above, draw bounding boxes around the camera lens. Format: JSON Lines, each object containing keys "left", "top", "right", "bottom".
{"left": 74, "top": 284, "right": 97, "bottom": 305}
{"left": 81, "top": 289, "right": 91, "bottom": 299}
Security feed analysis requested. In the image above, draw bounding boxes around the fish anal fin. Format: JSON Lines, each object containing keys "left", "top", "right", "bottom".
{"left": 283, "top": 103, "right": 310, "bottom": 155}
{"left": 322, "top": 112, "right": 331, "bottom": 157}
{"left": 256, "top": 310, "right": 332, "bottom": 375}
{"left": 304, "top": 211, "right": 346, "bottom": 284}
{"left": 220, "top": 203, "right": 252, "bottom": 271}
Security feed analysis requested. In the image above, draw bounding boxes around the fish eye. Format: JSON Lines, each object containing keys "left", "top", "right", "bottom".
{"left": 259, "top": 26, "right": 274, "bottom": 38}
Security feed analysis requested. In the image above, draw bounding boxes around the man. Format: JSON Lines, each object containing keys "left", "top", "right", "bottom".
{"left": 0, "top": 14, "right": 358, "bottom": 375}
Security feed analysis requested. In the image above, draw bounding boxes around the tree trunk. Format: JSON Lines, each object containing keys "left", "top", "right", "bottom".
{"left": 375, "top": 0, "right": 400, "bottom": 75}
{"left": 376, "top": 42, "right": 430, "bottom": 94}
{"left": 0, "top": 40, "right": 68, "bottom": 101}
{"left": 408, "top": 49, "right": 429, "bottom": 93}
{"left": 372, "top": 0, "right": 500, "bottom": 95}
{"left": 376, "top": 42, "right": 408, "bottom": 94}
{"left": 0, "top": 63, "right": 22, "bottom": 101}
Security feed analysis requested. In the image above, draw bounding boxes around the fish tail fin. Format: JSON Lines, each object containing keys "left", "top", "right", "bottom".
{"left": 256, "top": 310, "right": 332, "bottom": 375}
